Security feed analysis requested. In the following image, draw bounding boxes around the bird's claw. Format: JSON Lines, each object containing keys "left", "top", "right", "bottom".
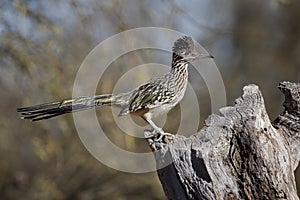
{"left": 155, "top": 132, "right": 174, "bottom": 142}
{"left": 144, "top": 129, "right": 174, "bottom": 143}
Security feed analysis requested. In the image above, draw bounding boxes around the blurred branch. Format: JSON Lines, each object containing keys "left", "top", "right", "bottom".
{"left": 13, "top": 0, "right": 55, "bottom": 29}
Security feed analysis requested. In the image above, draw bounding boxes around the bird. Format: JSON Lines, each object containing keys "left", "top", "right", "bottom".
{"left": 17, "top": 36, "right": 214, "bottom": 140}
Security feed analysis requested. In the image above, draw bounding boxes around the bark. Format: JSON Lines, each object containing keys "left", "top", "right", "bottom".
{"left": 146, "top": 81, "right": 300, "bottom": 200}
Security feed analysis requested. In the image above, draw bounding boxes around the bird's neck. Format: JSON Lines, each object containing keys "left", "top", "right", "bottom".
{"left": 171, "top": 53, "right": 189, "bottom": 78}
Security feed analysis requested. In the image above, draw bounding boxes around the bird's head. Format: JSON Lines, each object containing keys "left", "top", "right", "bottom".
{"left": 172, "top": 36, "right": 214, "bottom": 62}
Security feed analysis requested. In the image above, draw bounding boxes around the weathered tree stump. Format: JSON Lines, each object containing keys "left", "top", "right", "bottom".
{"left": 146, "top": 82, "right": 300, "bottom": 200}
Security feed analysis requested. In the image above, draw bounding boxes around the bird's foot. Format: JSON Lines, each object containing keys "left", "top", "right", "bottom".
{"left": 144, "top": 129, "right": 174, "bottom": 143}
{"left": 156, "top": 132, "right": 174, "bottom": 142}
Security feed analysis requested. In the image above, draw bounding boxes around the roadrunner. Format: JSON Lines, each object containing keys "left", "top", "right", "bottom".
{"left": 17, "top": 36, "right": 213, "bottom": 140}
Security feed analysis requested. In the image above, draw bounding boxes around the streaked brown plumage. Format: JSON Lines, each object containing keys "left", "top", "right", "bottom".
{"left": 17, "top": 36, "right": 213, "bottom": 140}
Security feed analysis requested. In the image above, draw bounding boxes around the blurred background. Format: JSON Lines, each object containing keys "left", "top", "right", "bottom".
{"left": 1, "top": 0, "right": 300, "bottom": 199}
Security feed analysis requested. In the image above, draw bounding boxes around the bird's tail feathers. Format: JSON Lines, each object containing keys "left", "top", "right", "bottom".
{"left": 17, "top": 93, "right": 127, "bottom": 121}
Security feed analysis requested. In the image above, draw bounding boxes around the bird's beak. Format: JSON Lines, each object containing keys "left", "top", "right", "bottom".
{"left": 192, "top": 52, "right": 214, "bottom": 60}
{"left": 188, "top": 48, "right": 214, "bottom": 61}
{"left": 198, "top": 53, "right": 214, "bottom": 59}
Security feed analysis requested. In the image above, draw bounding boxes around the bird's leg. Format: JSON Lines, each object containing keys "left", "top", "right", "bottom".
{"left": 143, "top": 117, "right": 173, "bottom": 141}
{"left": 146, "top": 118, "right": 164, "bottom": 134}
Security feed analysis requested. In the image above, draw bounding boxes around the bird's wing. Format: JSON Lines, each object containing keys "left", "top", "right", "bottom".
{"left": 125, "top": 81, "right": 175, "bottom": 113}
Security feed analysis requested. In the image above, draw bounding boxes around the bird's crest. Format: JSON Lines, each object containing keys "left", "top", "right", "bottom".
{"left": 172, "top": 36, "right": 194, "bottom": 56}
